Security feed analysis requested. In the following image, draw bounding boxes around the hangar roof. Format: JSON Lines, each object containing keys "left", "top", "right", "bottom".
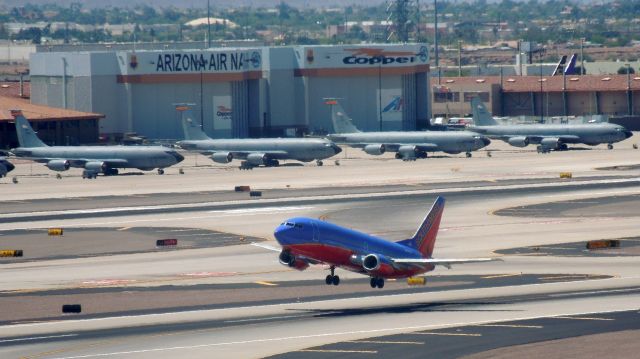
{"left": 436, "top": 75, "right": 640, "bottom": 92}
{"left": 0, "top": 82, "right": 104, "bottom": 122}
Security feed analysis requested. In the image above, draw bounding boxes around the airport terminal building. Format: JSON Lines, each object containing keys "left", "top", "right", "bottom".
{"left": 30, "top": 44, "right": 430, "bottom": 140}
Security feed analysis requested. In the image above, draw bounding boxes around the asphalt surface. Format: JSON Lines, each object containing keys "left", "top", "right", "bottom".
{"left": 271, "top": 309, "right": 640, "bottom": 359}
{"left": 496, "top": 238, "right": 640, "bottom": 257}
{"left": 1, "top": 162, "right": 639, "bottom": 358}
{"left": 0, "top": 273, "right": 611, "bottom": 325}
{"left": 0, "top": 227, "right": 262, "bottom": 263}
{"left": 495, "top": 193, "right": 640, "bottom": 218}
{"left": 1, "top": 176, "right": 639, "bottom": 224}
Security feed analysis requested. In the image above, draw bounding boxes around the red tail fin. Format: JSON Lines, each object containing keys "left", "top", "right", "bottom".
{"left": 397, "top": 196, "right": 445, "bottom": 258}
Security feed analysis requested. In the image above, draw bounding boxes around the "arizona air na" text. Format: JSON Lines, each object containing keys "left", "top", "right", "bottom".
{"left": 155, "top": 52, "right": 249, "bottom": 72}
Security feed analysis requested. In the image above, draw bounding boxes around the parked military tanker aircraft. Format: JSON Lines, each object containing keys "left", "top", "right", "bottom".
{"left": 469, "top": 97, "right": 633, "bottom": 153}
{"left": 325, "top": 99, "right": 490, "bottom": 160}
{"left": 255, "top": 196, "right": 495, "bottom": 289}
{"left": 10, "top": 110, "right": 184, "bottom": 178}
{"left": 175, "top": 104, "right": 342, "bottom": 169}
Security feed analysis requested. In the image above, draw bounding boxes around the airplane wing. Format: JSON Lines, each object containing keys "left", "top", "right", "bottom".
{"left": 227, "top": 150, "right": 289, "bottom": 159}
{"left": 351, "top": 143, "right": 439, "bottom": 152}
{"left": 63, "top": 159, "right": 130, "bottom": 168}
{"left": 392, "top": 257, "right": 499, "bottom": 269}
{"left": 251, "top": 242, "right": 322, "bottom": 265}
{"left": 251, "top": 242, "right": 281, "bottom": 252}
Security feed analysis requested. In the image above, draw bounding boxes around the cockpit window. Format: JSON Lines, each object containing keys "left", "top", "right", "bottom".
{"left": 285, "top": 222, "right": 295, "bottom": 227}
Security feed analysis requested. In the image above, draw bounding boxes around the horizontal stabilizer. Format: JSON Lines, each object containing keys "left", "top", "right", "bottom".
{"left": 392, "top": 257, "right": 499, "bottom": 269}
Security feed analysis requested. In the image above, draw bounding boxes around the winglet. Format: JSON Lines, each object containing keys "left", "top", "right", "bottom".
{"left": 397, "top": 196, "right": 445, "bottom": 258}
{"left": 12, "top": 110, "right": 48, "bottom": 148}
{"left": 324, "top": 98, "right": 361, "bottom": 134}
{"left": 470, "top": 97, "right": 497, "bottom": 126}
{"left": 175, "top": 103, "right": 211, "bottom": 141}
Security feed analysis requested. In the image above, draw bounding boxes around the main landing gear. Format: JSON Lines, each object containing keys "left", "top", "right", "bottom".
{"left": 325, "top": 266, "right": 340, "bottom": 286}
{"left": 370, "top": 277, "right": 385, "bottom": 289}
{"left": 607, "top": 143, "right": 614, "bottom": 150}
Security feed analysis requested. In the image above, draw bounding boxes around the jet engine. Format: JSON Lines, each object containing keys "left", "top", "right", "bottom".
{"left": 396, "top": 145, "right": 425, "bottom": 160}
{"left": 84, "top": 161, "right": 107, "bottom": 173}
{"left": 507, "top": 136, "right": 530, "bottom": 147}
{"left": 279, "top": 251, "right": 309, "bottom": 271}
{"left": 362, "top": 254, "right": 381, "bottom": 271}
{"left": 540, "top": 137, "right": 560, "bottom": 150}
{"left": 363, "top": 144, "right": 386, "bottom": 155}
{"left": 211, "top": 152, "right": 233, "bottom": 164}
{"left": 246, "top": 153, "right": 268, "bottom": 166}
{"left": 46, "top": 159, "right": 70, "bottom": 172}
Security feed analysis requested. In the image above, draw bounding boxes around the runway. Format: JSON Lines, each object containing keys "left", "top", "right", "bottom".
{"left": 1, "top": 145, "right": 639, "bottom": 358}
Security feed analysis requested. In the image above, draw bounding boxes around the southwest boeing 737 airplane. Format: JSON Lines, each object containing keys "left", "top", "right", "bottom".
{"left": 257, "top": 197, "right": 494, "bottom": 288}
{"left": 176, "top": 104, "right": 342, "bottom": 169}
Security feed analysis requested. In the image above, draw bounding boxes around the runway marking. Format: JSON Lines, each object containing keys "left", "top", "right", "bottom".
{"left": 207, "top": 206, "right": 313, "bottom": 215}
{"left": 550, "top": 288, "right": 640, "bottom": 297}
{"left": 254, "top": 281, "right": 278, "bottom": 286}
{"left": 223, "top": 314, "right": 309, "bottom": 323}
{"left": 297, "top": 349, "right": 377, "bottom": 354}
{"left": 116, "top": 227, "right": 131, "bottom": 231}
{"left": 181, "top": 272, "right": 236, "bottom": 277}
{"left": 553, "top": 316, "right": 614, "bottom": 321}
{"left": 0, "top": 334, "right": 78, "bottom": 343}
{"left": 540, "top": 275, "right": 590, "bottom": 280}
{"left": 482, "top": 273, "right": 521, "bottom": 279}
{"left": 471, "top": 324, "right": 543, "bottom": 329}
{"left": 26, "top": 309, "right": 639, "bottom": 359}
{"left": 81, "top": 279, "right": 136, "bottom": 286}
{"left": 413, "top": 332, "right": 482, "bottom": 337}
{"left": 346, "top": 340, "right": 424, "bottom": 345}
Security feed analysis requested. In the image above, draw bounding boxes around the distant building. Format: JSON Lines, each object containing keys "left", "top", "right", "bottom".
{"left": 431, "top": 75, "right": 640, "bottom": 128}
{"left": 30, "top": 43, "right": 431, "bottom": 139}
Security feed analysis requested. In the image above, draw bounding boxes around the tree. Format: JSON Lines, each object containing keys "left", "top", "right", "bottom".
{"left": 617, "top": 66, "right": 635, "bottom": 75}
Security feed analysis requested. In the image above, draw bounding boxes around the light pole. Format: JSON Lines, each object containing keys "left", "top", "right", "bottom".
{"left": 626, "top": 63, "right": 632, "bottom": 115}
{"left": 458, "top": 40, "right": 462, "bottom": 77}
{"left": 378, "top": 57, "right": 383, "bottom": 131}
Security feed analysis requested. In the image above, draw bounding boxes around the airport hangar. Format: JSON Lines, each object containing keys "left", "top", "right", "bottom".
{"left": 432, "top": 74, "right": 640, "bottom": 129}
{"left": 29, "top": 44, "right": 431, "bottom": 141}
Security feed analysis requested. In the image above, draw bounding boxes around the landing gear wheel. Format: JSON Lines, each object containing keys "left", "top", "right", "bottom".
{"left": 325, "top": 275, "right": 333, "bottom": 285}
{"left": 370, "top": 277, "right": 377, "bottom": 288}
{"left": 608, "top": 143, "right": 614, "bottom": 150}
{"left": 317, "top": 160, "right": 323, "bottom": 166}
{"left": 465, "top": 152, "right": 472, "bottom": 158}
{"left": 56, "top": 173, "right": 62, "bottom": 179}
{"left": 157, "top": 168, "right": 165, "bottom": 175}
{"left": 332, "top": 275, "right": 340, "bottom": 286}
{"left": 376, "top": 278, "right": 384, "bottom": 288}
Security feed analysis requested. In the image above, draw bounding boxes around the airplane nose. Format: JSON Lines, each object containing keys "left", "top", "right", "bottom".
{"left": 171, "top": 151, "right": 185, "bottom": 163}
{"left": 625, "top": 130, "right": 634, "bottom": 139}
{"left": 481, "top": 136, "right": 491, "bottom": 146}
{"left": 332, "top": 143, "right": 342, "bottom": 154}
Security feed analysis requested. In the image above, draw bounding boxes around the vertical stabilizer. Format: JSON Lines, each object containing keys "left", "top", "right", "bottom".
{"left": 397, "top": 196, "right": 446, "bottom": 258}
{"left": 564, "top": 54, "right": 577, "bottom": 75}
{"left": 175, "top": 104, "right": 211, "bottom": 141}
{"left": 324, "top": 98, "right": 361, "bottom": 134}
{"left": 12, "top": 110, "right": 47, "bottom": 148}
{"left": 470, "top": 97, "right": 498, "bottom": 126}
{"left": 551, "top": 55, "right": 567, "bottom": 76}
